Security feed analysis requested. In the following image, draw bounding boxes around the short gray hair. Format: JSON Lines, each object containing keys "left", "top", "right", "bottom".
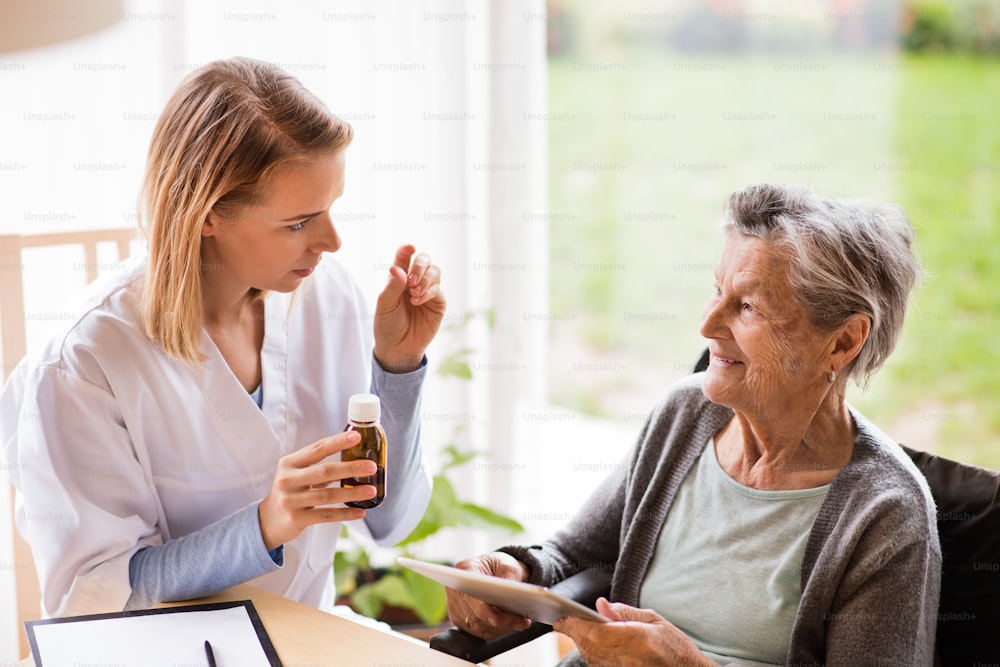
{"left": 722, "top": 183, "right": 921, "bottom": 387}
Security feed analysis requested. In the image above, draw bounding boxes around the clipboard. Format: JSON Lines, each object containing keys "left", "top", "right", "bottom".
{"left": 25, "top": 599, "right": 283, "bottom": 667}
{"left": 397, "top": 556, "right": 608, "bottom": 625}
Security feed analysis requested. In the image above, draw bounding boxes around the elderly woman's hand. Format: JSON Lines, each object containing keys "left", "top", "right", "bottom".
{"left": 444, "top": 552, "right": 532, "bottom": 639}
{"left": 553, "top": 598, "right": 715, "bottom": 667}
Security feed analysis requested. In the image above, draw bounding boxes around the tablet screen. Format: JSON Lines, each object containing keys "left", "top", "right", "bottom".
{"left": 397, "top": 557, "right": 608, "bottom": 625}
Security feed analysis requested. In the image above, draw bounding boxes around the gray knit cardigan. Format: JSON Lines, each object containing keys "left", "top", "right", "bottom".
{"left": 501, "top": 373, "right": 941, "bottom": 666}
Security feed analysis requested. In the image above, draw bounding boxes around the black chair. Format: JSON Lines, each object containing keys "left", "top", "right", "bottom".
{"left": 430, "top": 349, "right": 1000, "bottom": 665}
{"left": 902, "top": 446, "right": 1000, "bottom": 666}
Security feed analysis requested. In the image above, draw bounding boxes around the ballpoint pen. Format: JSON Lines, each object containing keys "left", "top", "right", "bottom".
{"left": 204, "top": 639, "right": 218, "bottom": 667}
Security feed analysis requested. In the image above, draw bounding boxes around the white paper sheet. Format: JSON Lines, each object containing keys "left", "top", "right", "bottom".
{"left": 28, "top": 602, "right": 278, "bottom": 667}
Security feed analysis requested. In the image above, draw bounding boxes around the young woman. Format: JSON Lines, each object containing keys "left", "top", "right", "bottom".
{"left": 2, "top": 57, "right": 446, "bottom": 617}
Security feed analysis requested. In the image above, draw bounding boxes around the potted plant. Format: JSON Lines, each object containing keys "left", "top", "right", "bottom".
{"left": 334, "top": 442, "right": 525, "bottom": 633}
{"left": 334, "top": 313, "right": 524, "bottom": 635}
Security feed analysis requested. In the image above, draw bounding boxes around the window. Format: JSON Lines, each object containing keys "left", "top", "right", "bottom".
{"left": 542, "top": 0, "right": 1000, "bottom": 471}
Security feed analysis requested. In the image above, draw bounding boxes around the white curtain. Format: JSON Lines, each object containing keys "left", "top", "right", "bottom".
{"left": 0, "top": 0, "right": 548, "bottom": 660}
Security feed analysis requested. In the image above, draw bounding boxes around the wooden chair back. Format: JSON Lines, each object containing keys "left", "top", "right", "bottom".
{"left": 0, "top": 229, "right": 137, "bottom": 659}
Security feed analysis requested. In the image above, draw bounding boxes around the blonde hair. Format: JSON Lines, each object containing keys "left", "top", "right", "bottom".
{"left": 140, "top": 57, "right": 353, "bottom": 362}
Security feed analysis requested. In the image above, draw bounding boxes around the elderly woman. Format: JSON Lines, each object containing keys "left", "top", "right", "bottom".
{"left": 446, "top": 183, "right": 941, "bottom": 666}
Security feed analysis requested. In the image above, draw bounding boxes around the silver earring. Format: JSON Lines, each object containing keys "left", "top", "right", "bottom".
{"left": 827, "top": 371, "right": 836, "bottom": 383}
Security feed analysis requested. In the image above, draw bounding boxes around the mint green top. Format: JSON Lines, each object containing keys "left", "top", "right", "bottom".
{"left": 639, "top": 438, "right": 828, "bottom": 666}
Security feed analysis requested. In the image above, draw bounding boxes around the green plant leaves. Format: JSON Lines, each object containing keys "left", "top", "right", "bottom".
{"left": 395, "top": 473, "right": 524, "bottom": 547}
{"left": 455, "top": 503, "right": 525, "bottom": 533}
{"left": 352, "top": 572, "right": 417, "bottom": 620}
{"left": 333, "top": 550, "right": 359, "bottom": 596}
{"left": 395, "top": 474, "right": 460, "bottom": 546}
{"left": 441, "top": 442, "right": 479, "bottom": 470}
{"left": 347, "top": 567, "right": 449, "bottom": 626}
{"left": 337, "top": 457, "right": 525, "bottom": 625}
{"left": 400, "top": 567, "right": 448, "bottom": 625}
{"left": 436, "top": 347, "right": 474, "bottom": 379}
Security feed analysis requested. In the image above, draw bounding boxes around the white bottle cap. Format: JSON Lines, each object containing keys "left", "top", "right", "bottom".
{"left": 348, "top": 393, "right": 381, "bottom": 423}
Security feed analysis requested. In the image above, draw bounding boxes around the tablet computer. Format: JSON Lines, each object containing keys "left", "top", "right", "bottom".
{"left": 397, "top": 556, "right": 608, "bottom": 625}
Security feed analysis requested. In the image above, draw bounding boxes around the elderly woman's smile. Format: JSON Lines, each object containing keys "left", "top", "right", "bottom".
{"left": 709, "top": 353, "right": 742, "bottom": 367}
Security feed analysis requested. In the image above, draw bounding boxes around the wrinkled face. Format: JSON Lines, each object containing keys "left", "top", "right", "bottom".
{"left": 201, "top": 150, "right": 345, "bottom": 293}
{"left": 699, "top": 233, "right": 834, "bottom": 421}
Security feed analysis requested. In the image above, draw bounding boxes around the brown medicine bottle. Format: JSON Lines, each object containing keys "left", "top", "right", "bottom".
{"left": 342, "top": 393, "right": 386, "bottom": 509}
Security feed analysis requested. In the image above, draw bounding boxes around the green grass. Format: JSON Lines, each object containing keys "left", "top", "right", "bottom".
{"left": 863, "top": 53, "right": 1000, "bottom": 467}
{"left": 548, "top": 46, "right": 1000, "bottom": 468}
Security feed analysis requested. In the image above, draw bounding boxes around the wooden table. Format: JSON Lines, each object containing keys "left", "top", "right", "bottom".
{"left": 18, "top": 584, "right": 473, "bottom": 666}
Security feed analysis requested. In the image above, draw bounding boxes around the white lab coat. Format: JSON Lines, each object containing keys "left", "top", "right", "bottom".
{"left": 1, "top": 255, "right": 430, "bottom": 617}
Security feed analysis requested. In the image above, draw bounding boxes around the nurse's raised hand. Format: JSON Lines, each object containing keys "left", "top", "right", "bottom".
{"left": 258, "top": 431, "right": 377, "bottom": 551}
{"left": 373, "top": 244, "right": 446, "bottom": 373}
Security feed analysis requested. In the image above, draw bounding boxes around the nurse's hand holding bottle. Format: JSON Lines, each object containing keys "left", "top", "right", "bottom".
{"left": 258, "top": 243, "right": 445, "bottom": 550}
{"left": 258, "top": 431, "right": 377, "bottom": 550}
